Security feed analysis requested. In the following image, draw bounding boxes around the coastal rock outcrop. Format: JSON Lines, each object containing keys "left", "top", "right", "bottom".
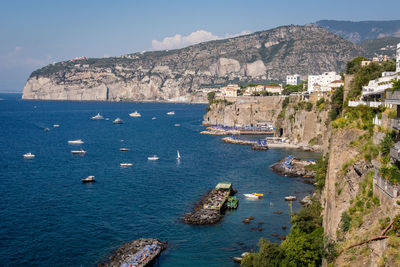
{"left": 23, "top": 25, "right": 363, "bottom": 101}
{"left": 270, "top": 156, "right": 316, "bottom": 178}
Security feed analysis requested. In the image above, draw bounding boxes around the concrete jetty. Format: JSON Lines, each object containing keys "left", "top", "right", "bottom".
{"left": 270, "top": 155, "right": 316, "bottom": 178}
{"left": 184, "top": 182, "right": 235, "bottom": 225}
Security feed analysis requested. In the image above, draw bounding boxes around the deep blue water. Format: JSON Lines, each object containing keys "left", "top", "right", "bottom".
{"left": 0, "top": 94, "right": 318, "bottom": 266}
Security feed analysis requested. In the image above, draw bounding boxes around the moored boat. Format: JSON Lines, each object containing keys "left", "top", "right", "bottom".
{"left": 113, "top": 118, "right": 123, "bottom": 124}
{"left": 176, "top": 150, "right": 181, "bottom": 160}
{"left": 147, "top": 155, "right": 159, "bottom": 161}
{"left": 174, "top": 123, "right": 180, "bottom": 127}
{"left": 120, "top": 163, "right": 133, "bottom": 167}
{"left": 23, "top": 152, "right": 35, "bottom": 159}
{"left": 243, "top": 193, "right": 263, "bottom": 199}
{"left": 71, "top": 149, "right": 86, "bottom": 155}
{"left": 129, "top": 111, "right": 141, "bottom": 117}
{"left": 68, "top": 139, "right": 84, "bottom": 145}
{"left": 152, "top": 117, "right": 157, "bottom": 120}
{"left": 53, "top": 124, "right": 60, "bottom": 128}
{"left": 285, "top": 196, "right": 297, "bottom": 201}
{"left": 81, "top": 175, "right": 95, "bottom": 183}
{"left": 227, "top": 196, "right": 239, "bottom": 209}
{"left": 120, "top": 148, "right": 129, "bottom": 151}
{"left": 166, "top": 111, "right": 175, "bottom": 115}
{"left": 91, "top": 113, "right": 104, "bottom": 120}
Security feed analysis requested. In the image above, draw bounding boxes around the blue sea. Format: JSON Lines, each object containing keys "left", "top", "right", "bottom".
{"left": 0, "top": 94, "right": 318, "bottom": 266}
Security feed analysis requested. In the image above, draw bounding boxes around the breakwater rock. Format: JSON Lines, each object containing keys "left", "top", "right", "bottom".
{"left": 101, "top": 238, "right": 167, "bottom": 267}
{"left": 271, "top": 155, "right": 315, "bottom": 178}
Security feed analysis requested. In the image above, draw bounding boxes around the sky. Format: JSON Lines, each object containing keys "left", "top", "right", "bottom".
{"left": 0, "top": 0, "right": 399, "bottom": 92}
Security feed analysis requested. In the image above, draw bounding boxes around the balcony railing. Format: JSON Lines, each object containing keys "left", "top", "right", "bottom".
{"left": 385, "top": 90, "right": 400, "bottom": 105}
{"left": 374, "top": 170, "right": 400, "bottom": 199}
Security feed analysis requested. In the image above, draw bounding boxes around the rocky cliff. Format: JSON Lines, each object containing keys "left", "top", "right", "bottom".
{"left": 203, "top": 95, "right": 330, "bottom": 148}
{"left": 22, "top": 25, "right": 363, "bottom": 101}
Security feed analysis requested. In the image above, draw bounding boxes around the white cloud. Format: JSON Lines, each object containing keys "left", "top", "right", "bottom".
{"left": 151, "top": 29, "right": 252, "bottom": 50}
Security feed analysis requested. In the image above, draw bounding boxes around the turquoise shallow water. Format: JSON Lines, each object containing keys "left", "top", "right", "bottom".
{"left": 0, "top": 94, "right": 318, "bottom": 266}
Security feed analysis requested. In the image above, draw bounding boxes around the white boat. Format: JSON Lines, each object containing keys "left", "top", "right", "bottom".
{"left": 68, "top": 139, "right": 84, "bottom": 145}
{"left": 129, "top": 111, "right": 141, "bottom": 117}
{"left": 177, "top": 150, "right": 181, "bottom": 160}
{"left": 91, "top": 113, "right": 104, "bottom": 120}
{"left": 285, "top": 196, "right": 297, "bottom": 201}
{"left": 53, "top": 124, "right": 60, "bottom": 128}
{"left": 120, "top": 148, "right": 129, "bottom": 151}
{"left": 113, "top": 118, "right": 123, "bottom": 124}
{"left": 174, "top": 124, "right": 180, "bottom": 127}
{"left": 166, "top": 111, "right": 175, "bottom": 115}
{"left": 105, "top": 118, "right": 110, "bottom": 121}
{"left": 243, "top": 193, "right": 263, "bottom": 199}
{"left": 120, "top": 163, "right": 133, "bottom": 167}
{"left": 81, "top": 175, "right": 95, "bottom": 183}
{"left": 23, "top": 152, "right": 35, "bottom": 159}
{"left": 152, "top": 117, "right": 157, "bottom": 120}
{"left": 71, "top": 149, "right": 87, "bottom": 155}
{"left": 147, "top": 155, "right": 159, "bottom": 161}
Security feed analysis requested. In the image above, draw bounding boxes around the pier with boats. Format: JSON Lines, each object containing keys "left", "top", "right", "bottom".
{"left": 184, "top": 182, "right": 238, "bottom": 225}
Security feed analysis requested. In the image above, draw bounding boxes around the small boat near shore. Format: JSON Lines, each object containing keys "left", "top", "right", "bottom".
{"left": 166, "top": 111, "right": 175, "bottom": 115}
{"left": 91, "top": 113, "right": 104, "bottom": 120}
{"left": 176, "top": 150, "right": 181, "bottom": 160}
{"left": 227, "top": 196, "right": 239, "bottom": 209}
{"left": 71, "top": 149, "right": 86, "bottom": 155}
{"left": 120, "top": 148, "right": 129, "bottom": 151}
{"left": 148, "top": 155, "right": 159, "bottom": 161}
{"left": 113, "top": 118, "right": 124, "bottom": 124}
{"left": 243, "top": 193, "right": 263, "bottom": 199}
{"left": 120, "top": 163, "right": 133, "bottom": 167}
{"left": 68, "top": 139, "right": 84, "bottom": 145}
{"left": 81, "top": 175, "right": 95, "bottom": 183}
{"left": 152, "top": 117, "right": 157, "bottom": 120}
{"left": 129, "top": 111, "right": 141, "bottom": 117}
{"left": 285, "top": 196, "right": 297, "bottom": 201}
{"left": 53, "top": 124, "right": 60, "bottom": 128}
{"left": 174, "top": 123, "right": 180, "bottom": 127}
{"left": 23, "top": 152, "right": 35, "bottom": 159}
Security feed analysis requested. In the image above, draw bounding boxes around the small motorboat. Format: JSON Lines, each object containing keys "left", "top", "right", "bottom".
{"left": 152, "top": 117, "right": 157, "bottom": 120}
{"left": 243, "top": 193, "right": 263, "bottom": 199}
{"left": 176, "top": 150, "right": 181, "bottom": 160}
{"left": 120, "top": 163, "right": 133, "bottom": 167}
{"left": 105, "top": 118, "right": 110, "bottom": 121}
{"left": 53, "top": 124, "right": 60, "bottom": 128}
{"left": 81, "top": 175, "right": 95, "bottom": 183}
{"left": 71, "top": 149, "right": 87, "bottom": 155}
{"left": 68, "top": 139, "right": 84, "bottom": 145}
{"left": 166, "top": 111, "right": 175, "bottom": 115}
{"left": 23, "top": 152, "right": 35, "bottom": 159}
{"left": 174, "top": 124, "right": 180, "bottom": 127}
{"left": 227, "top": 196, "right": 239, "bottom": 209}
{"left": 91, "top": 113, "right": 104, "bottom": 120}
{"left": 129, "top": 111, "right": 141, "bottom": 117}
{"left": 147, "top": 155, "right": 159, "bottom": 161}
{"left": 44, "top": 127, "right": 50, "bottom": 131}
{"left": 285, "top": 196, "right": 297, "bottom": 201}
{"left": 120, "top": 148, "right": 129, "bottom": 151}
{"left": 113, "top": 118, "right": 123, "bottom": 124}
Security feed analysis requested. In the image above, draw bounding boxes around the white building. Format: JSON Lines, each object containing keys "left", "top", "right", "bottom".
{"left": 264, "top": 85, "right": 283, "bottom": 94}
{"left": 307, "top": 72, "right": 342, "bottom": 93}
{"left": 397, "top": 43, "right": 400, "bottom": 73}
{"left": 362, "top": 42, "right": 400, "bottom": 99}
{"left": 286, "top": 74, "right": 300, "bottom": 85}
{"left": 221, "top": 84, "right": 239, "bottom": 98}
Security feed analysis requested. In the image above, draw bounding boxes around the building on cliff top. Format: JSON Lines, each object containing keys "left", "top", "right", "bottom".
{"left": 221, "top": 84, "right": 239, "bottom": 98}
{"left": 286, "top": 74, "right": 300, "bottom": 85}
{"left": 307, "top": 72, "right": 341, "bottom": 94}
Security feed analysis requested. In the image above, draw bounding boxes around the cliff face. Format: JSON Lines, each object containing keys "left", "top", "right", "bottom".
{"left": 23, "top": 25, "right": 363, "bottom": 101}
{"left": 203, "top": 95, "right": 330, "bottom": 148}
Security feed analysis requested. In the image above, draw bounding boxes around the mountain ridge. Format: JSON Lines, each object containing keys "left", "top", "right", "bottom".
{"left": 23, "top": 24, "right": 363, "bottom": 102}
